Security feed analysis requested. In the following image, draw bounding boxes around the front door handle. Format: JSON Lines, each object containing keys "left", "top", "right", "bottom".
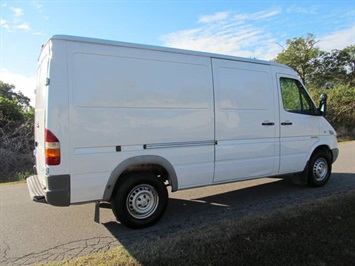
{"left": 281, "top": 122, "right": 293, "bottom": 126}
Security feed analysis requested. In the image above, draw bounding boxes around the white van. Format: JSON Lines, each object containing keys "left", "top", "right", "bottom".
{"left": 27, "top": 35, "right": 338, "bottom": 228}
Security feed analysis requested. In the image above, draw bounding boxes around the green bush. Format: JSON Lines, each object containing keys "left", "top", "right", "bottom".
{"left": 0, "top": 81, "right": 34, "bottom": 183}
{"left": 309, "top": 85, "right": 355, "bottom": 140}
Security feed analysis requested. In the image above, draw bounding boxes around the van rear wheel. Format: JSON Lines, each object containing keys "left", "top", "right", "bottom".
{"left": 111, "top": 172, "right": 168, "bottom": 229}
{"left": 307, "top": 151, "right": 331, "bottom": 187}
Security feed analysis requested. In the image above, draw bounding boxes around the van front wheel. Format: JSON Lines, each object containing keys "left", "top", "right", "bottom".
{"left": 111, "top": 172, "right": 168, "bottom": 229}
{"left": 307, "top": 151, "right": 331, "bottom": 187}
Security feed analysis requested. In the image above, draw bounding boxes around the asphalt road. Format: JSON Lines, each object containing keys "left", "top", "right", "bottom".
{"left": 1, "top": 141, "right": 354, "bottom": 265}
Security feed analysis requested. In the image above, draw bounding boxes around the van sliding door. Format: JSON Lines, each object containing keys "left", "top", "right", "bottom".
{"left": 212, "top": 58, "right": 280, "bottom": 182}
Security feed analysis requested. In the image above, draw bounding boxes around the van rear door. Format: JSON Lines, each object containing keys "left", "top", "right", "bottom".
{"left": 34, "top": 44, "right": 50, "bottom": 185}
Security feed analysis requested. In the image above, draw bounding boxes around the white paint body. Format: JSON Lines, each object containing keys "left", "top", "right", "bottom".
{"left": 35, "top": 35, "right": 338, "bottom": 204}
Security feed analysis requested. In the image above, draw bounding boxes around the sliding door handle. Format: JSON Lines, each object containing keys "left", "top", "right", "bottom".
{"left": 262, "top": 122, "right": 275, "bottom": 126}
{"left": 281, "top": 122, "right": 293, "bottom": 126}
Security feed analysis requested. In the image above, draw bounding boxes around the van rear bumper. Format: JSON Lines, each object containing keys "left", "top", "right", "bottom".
{"left": 26, "top": 174, "right": 70, "bottom": 206}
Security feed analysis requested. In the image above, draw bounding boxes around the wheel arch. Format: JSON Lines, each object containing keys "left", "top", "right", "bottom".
{"left": 293, "top": 144, "right": 333, "bottom": 186}
{"left": 102, "top": 155, "right": 178, "bottom": 201}
{"left": 308, "top": 144, "right": 332, "bottom": 164}
{"left": 306, "top": 145, "right": 333, "bottom": 187}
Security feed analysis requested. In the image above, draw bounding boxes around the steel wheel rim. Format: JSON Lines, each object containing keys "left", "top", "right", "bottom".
{"left": 312, "top": 158, "right": 328, "bottom": 181}
{"left": 126, "top": 184, "right": 159, "bottom": 219}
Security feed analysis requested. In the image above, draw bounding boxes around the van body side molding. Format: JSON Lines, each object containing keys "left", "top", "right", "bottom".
{"left": 144, "top": 140, "right": 216, "bottom": 150}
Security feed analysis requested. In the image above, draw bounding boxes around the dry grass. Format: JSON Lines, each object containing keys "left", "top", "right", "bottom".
{"left": 45, "top": 190, "right": 355, "bottom": 266}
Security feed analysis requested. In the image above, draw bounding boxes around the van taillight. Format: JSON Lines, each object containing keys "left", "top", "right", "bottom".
{"left": 45, "top": 129, "right": 60, "bottom": 165}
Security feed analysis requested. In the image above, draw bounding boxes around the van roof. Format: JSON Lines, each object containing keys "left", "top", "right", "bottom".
{"left": 51, "top": 34, "right": 289, "bottom": 69}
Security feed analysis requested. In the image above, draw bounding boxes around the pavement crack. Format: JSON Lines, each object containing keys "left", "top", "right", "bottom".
{"left": 0, "top": 239, "right": 10, "bottom": 263}
{"left": 2, "top": 236, "right": 118, "bottom": 265}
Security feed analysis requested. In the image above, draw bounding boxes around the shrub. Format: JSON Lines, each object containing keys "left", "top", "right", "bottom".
{"left": 309, "top": 85, "right": 355, "bottom": 140}
{"left": 0, "top": 81, "right": 34, "bottom": 182}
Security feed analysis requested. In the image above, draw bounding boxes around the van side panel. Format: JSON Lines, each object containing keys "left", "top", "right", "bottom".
{"left": 66, "top": 41, "right": 215, "bottom": 202}
{"left": 212, "top": 59, "right": 280, "bottom": 182}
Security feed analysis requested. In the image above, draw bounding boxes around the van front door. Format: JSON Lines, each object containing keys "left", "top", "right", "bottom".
{"left": 277, "top": 75, "right": 320, "bottom": 174}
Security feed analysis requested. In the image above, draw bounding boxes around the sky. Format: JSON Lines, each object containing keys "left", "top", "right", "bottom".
{"left": 1, "top": 0, "right": 354, "bottom": 105}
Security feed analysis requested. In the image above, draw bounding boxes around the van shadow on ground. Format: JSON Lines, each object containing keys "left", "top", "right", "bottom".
{"left": 102, "top": 172, "right": 355, "bottom": 251}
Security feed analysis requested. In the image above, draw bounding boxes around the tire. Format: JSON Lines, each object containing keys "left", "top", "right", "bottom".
{"left": 111, "top": 172, "right": 168, "bottom": 229}
{"left": 307, "top": 150, "right": 332, "bottom": 187}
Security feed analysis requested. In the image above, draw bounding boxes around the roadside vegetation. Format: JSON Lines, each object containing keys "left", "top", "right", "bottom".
{"left": 45, "top": 190, "right": 355, "bottom": 266}
{"left": 1, "top": 33, "right": 354, "bottom": 182}
{"left": 0, "top": 81, "right": 34, "bottom": 183}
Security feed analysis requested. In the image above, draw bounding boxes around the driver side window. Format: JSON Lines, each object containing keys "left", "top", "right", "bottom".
{"left": 280, "top": 78, "right": 315, "bottom": 115}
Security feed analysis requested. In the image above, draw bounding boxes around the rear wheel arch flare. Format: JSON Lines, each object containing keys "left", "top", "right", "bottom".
{"left": 103, "top": 155, "right": 178, "bottom": 201}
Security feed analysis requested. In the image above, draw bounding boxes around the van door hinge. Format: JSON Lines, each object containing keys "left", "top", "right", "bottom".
{"left": 45, "top": 77, "right": 50, "bottom": 86}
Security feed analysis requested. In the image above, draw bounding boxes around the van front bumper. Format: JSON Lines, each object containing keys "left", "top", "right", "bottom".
{"left": 26, "top": 174, "right": 70, "bottom": 206}
{"left": 331, "top": 148, "right": 339, "bottom": 163}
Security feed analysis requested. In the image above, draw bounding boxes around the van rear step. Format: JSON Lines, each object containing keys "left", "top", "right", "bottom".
{"left": 26, "top": 175, "right": 46, "bottom": 203}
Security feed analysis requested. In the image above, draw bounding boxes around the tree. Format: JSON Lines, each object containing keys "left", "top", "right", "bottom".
{"left": 341, "top": 45, "right": 355, "bottom": 86}
{"left": 274, "top": 33, "right": 320, "bottom": 84}
{"left": 0, "top": 81, "right": 31, "bottom": 124}
{"left": 0, "top": 81, "right": 34, "bottom": 182}
{"left": 310, "top": 45, "right": 355, "bottom": 89}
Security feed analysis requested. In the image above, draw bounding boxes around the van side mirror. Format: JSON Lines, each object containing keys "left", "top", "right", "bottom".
{"left": 318, "top": 93, "right": 328, "bottom": 116}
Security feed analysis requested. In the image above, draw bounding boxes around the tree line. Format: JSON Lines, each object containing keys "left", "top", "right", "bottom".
{"left": 0, "top": 33, "right": 354, "bottom": 181}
